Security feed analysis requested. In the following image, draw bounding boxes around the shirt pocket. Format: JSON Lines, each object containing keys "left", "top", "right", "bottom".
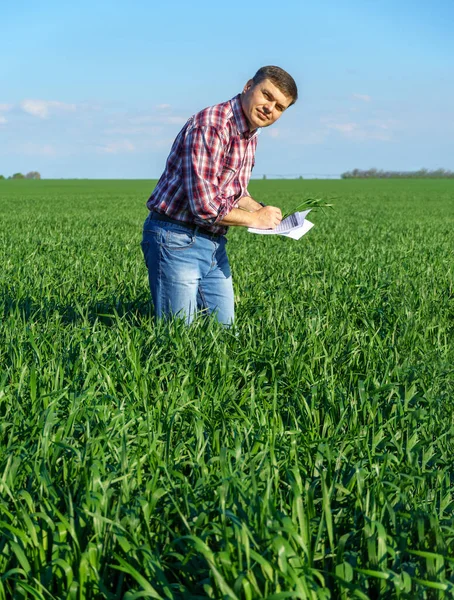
{"left": 218, "top": 166, "right": 237, "bottom": 188}
{"left": 218, "top": 147, "right": 242, "bottom": 187}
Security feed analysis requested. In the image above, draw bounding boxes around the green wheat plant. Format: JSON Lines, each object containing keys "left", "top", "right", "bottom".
{"left": 281, "top": 196, "right": 335, "bottom": 219}
{"left": 0, "top": 178, "right": 453, "bottom": 598}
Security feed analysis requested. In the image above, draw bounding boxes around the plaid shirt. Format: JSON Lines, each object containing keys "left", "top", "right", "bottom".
{"left": 147, "top": 94, "right": 259, "bottom": 235}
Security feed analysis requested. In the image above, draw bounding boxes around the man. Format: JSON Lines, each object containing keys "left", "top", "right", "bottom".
{"left": 141, "top": 65, "right": 298, "bottom": 325}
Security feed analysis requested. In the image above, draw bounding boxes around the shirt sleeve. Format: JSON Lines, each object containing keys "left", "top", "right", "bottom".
{"left": 182, "top": 125, "right": 240, "bottom": 225}
{"left": 245, "top": 157, "right": 255, "bottom": 197}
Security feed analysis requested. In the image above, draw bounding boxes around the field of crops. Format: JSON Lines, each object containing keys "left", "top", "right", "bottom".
{"left": 1, "top": 178, "right": 453, "bottom": 599}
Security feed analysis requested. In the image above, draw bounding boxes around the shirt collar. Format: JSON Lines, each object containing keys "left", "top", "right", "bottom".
{"left": 230, "top": 94, "right": 259, "bottom": 140}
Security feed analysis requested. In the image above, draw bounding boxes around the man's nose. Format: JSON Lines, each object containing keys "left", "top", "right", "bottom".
{"left": 263, "top": 102, "right": 275, "bottom": 114}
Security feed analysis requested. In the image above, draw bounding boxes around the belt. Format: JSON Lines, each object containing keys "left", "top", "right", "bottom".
{"left": 149, "top": 211, "right": 222, "bottom": 239}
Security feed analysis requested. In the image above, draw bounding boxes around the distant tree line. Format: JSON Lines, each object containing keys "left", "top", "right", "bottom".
{"left": 341, "top": 168, "right": 454, "bottom": 179}
{"left": 0, "top": 171, "right": 41, "bottom": 180}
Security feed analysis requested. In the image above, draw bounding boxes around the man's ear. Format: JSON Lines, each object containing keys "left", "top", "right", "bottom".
{"left": 243, "top": 79, "right": 254, "bottom": 94}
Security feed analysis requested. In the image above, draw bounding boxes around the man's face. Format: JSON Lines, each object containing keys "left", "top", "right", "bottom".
{"left": 241, "top": 78, "right": 293, "bottom": 130}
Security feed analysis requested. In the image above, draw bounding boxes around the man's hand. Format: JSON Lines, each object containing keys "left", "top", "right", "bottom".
{"left": 252, "top": 206, "right": 282, "bottom": 229}
{"left": 217, "top": 204, "right": 282, "bottom": 228}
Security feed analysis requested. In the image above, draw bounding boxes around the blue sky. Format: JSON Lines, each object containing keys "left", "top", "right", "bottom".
{"left": 1, "top": 0, "right": 453, "bottom": 178}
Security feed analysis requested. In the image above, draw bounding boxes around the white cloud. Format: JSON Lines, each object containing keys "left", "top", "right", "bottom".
{"left": 128, "top": 115, "right": 155, "bottom": 125}
{"left": 326, "top": 120, "right": 392, "bottom": 141}
{"left": 97, "top": 140, "right": 135, "bottom": 154}
{"left": 352, "top": 94, "right": 372, "bottom": 102}
{"left": 0, "top": 103, "right": 13, "bottom": 112}
{"left": 20, "top": 100, "right": 76, "bottom": 119}
{"left": 272, "top": 126, "right": 328, "bottom": 146}
{"left": 104, "top": 125, "right": 164, "bottom": 136}
{"left": 18, "top": 142, "right": 57, "bottom": 156}
{"left": 156, "top": 103, "right": 171, "bottom": 110}
{"left": 0, "top": 116, "right": 7, "bottom": 125}
{"left": 128, "top": 114, "right": 187, "bottom": 126}
{"left": 319, "top": 113, "right": 395, "bottom": 142}
{"left": 161, "top": 115, "right": 187, "bottom": 125}
{"left": 328, "top": 122, "right": 358, "bottom": 134}
{"left": 297, "top": 130, "right": 328, "bottom": 145}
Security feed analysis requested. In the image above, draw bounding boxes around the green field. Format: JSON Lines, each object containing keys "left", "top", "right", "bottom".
{"left": 1, "top": 179, "right": 453, "bottom": 599}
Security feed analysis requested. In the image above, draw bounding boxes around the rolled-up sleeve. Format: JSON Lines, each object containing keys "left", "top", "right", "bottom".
{"left": 182, "top": 126, "right": 240, "bottom": 226}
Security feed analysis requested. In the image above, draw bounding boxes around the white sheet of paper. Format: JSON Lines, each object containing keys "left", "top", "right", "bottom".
{"left": 248, "top": 209, "right": 313, "bottom": 240}
{"left": 279, "top": 219, "right": 314, "bottom": 240}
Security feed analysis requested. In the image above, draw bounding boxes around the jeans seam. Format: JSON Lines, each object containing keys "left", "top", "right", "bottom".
{"left": 210, "top": 242, "right": 218, "bottom": 271}
{"left": 197, "top": 281, "right": 208, "bottom": 310}
{"left": 157, "top": 230, "right": 163, "bottom": 315}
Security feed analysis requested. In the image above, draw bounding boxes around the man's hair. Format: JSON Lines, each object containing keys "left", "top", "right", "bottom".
{"left": 252, "top": 66, "right": 298, "bottom": 105}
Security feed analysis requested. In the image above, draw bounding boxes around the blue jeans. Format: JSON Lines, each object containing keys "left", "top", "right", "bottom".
{"left": 141, "top": 214, "right": 234, "bottom": 325}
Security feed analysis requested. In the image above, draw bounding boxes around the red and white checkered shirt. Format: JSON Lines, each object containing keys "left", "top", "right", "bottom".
{"left": 147, "top": 94, "right": 259, "bottom": 235}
